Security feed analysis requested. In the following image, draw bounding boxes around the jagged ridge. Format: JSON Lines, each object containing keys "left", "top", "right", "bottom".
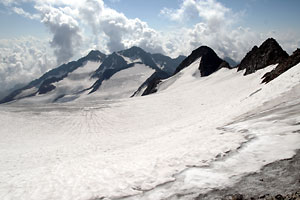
{"left": 237, "top": 38, "right": 289, "bottom": 75}
{"left": 262, "top": 48, "right": 300, "bottom": 83}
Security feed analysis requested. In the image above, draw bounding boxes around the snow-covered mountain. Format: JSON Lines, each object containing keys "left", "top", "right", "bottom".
{"left": 141, "top": 38, "right": 300, "bottom": 96}
{"left": 0, "top": 47, "right": 185, "bottom": 104}
{"left": 0, "top": 38, "right": 300, "bottom": 200}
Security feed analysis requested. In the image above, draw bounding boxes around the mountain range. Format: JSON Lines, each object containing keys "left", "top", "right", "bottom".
{"left": 0, "top": 47, "right": 185, "bottom": 104}
{"left": 1, "top": 38, "right": 300, "bottom": 200}
{"left": 1, "top": 38, "right": 300, "bottom": 104}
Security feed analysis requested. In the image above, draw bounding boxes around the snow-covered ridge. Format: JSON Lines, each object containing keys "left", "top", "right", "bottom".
{"left": 1, "top": 47, "right": 183, "bottom": 104}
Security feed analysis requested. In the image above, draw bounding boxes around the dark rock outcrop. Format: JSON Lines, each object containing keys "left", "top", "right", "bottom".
{"left": 132, "top": 70, "right": 169, "bottom": 97}
{"left": 38, "top": 77, "right": 60, "bottom": 94}
{"left": 237, "top": 38, "right": 289, "bottom": 75}
{"left": 139, "top": 46, "right": 229, "bottom": 96}
{"left": 174, "top": 46, "right": 230, "bottom": 76}
{"left": 195, "top": 150, "right": 300, "bottom": 200}
{"left": 262, "top": 49, "right": 300, "bottom": 83}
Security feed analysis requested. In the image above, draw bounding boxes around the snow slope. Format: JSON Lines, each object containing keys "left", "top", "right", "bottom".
{"left": 0, "top": 60, "right": 300, "bottom": 200}
{"left": 77, "top": 63, "right": 155, "bottom": 101}
{"left": 15, "top": 61, "right": 101, "bottom": 104}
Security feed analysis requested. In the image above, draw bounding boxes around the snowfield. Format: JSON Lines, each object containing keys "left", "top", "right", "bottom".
{"left": 0, "top": 61, "right": 300, "bottom": 200}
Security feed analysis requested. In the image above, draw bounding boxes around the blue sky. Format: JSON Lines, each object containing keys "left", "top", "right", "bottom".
{"left": 0, "top": 0, "right": 299, "bottom": 96}
{"left": 1, "top": 0, "right": 300, "bottom": 38}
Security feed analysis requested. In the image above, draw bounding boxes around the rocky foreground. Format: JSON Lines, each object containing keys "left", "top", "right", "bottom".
{"left": 196, "top": 150, "right": 300, "bottom": 200}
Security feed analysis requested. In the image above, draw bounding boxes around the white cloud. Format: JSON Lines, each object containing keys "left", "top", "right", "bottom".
{"left": 12, "top": 7, "right": 40, "bottom": 20}
{"left": 0, "top": 0, "right": 265, "bottom": 61}
{"left": 36, "top": 5, "right": 82, "bottom": 65}
{"left": 78, "top": 0, "right": 164, "bottom": 53}
{"left": 0, "top": 37, "right": 56, "bottom": 96}
{"left": 159, "top": 0, "right": 261, "bottom": 60}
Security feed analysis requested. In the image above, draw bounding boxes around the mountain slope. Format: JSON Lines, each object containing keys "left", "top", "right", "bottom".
{"left": 140, "top": 46, "right": 230, "bottom": 96}
{"left": 0, "top": 50, "right": 106, "bottom": 104}
{"left": 140, "top": 38, "right": 300, "bottom": 97}
{"left": 1, "top": 56, "right": 299, "bottom": 200}
{"left": 0, "top": 47, "right": 181, "bottom": 104}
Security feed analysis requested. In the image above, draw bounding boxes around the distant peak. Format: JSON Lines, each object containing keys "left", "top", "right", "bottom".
{"left": 174, "top": 45, "right": 229, "bottom": 76}
{"left": 191, "top": 46, "right": 216, "bottom": 55}
{"left": 120, "top": 46, "right": 146, "bottom": 55}
{"left": 264, "top": 37, "right": 278, "bottom": 44}
{"left": 86, "top": 50, "right": 106, "bottom": 62}
{"left": 87, "top": 50, "right": 104, "bottom": 56}
{"left": 260, "top": 37, "right": 282, "bottom": 49}
{"left": 175, "top": 55, "right": 186, "bottom": 59}
{"left": 129, "top": 46, "right": 143, "bottom": 51}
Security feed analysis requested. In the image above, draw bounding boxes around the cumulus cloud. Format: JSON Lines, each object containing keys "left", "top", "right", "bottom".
{"left": 0, "top": 37, "right": 56, "bottom": 97}
{"left": 2, "top": 0, "right": 255, "bottom": 61}
{"left": 36, "top": 5, "right": 82, "bottom": 65}
{"left": 159, "top": 0, "right": 258, "bottom": 60}
{"left": 6, "top": 0, "right": 165, "bottom": 56}
{"left": 78, "top": 0, "right": 164, "bottom": 53}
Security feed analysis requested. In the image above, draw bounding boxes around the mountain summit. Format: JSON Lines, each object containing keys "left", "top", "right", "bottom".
{"left": 237, "top": 38, "right": 289, "bottom": 75}
{"left": 139, "top": 46, "right": 230, "bottom": 96}
{"left": 174, "top": 46, "right": 230, "bottom": 76}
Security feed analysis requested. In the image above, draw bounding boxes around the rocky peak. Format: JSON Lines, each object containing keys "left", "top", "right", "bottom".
{"left": 174, "top": 46, "right": 230, "bottom": 76}
{"left": 119, "top": 46, "right": 146, "bottom": 58}
{"left": 85, "top": 50, "right": 106, "bottom": 62}
{"left": 262, "top": 48, "right": 300, "bottom": 83}
{"left": 92, "top": 52, "right": 127, "bottom": 78}
{"left": 237, "top": 38, "right": 289, "bottom": 75}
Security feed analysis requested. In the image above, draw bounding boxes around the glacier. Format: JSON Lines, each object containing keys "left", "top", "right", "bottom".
{"left": 0, "top": 59, "right": 300, "bottom": 200}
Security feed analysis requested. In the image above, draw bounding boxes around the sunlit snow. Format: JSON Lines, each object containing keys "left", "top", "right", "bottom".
{"left": 0, "top": 61, "right": 300, "bottom": 200}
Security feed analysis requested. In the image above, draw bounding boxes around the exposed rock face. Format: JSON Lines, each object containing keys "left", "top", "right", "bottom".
{"left": 237, "top": 38, "right": 289, "bottom": 75}
{"left": 262, "top": 49, "right": 300, "bottom": 83}
{"left": 220, "top": 192, "right": 300, "bottom": 200}
{"left": 195, "top": 150, "right": 300, "bottom": 200}
{"left": 38, "top": 77, "right": 59, "bottom": 94}
{"left": 139, "top": 46, "right": 229, "bottom": 96}
{"left": 131, "top": 70, "right": 170, "bottom": 97}
{"left": 174, "top": 46, "right": 230, "bottom": 76}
